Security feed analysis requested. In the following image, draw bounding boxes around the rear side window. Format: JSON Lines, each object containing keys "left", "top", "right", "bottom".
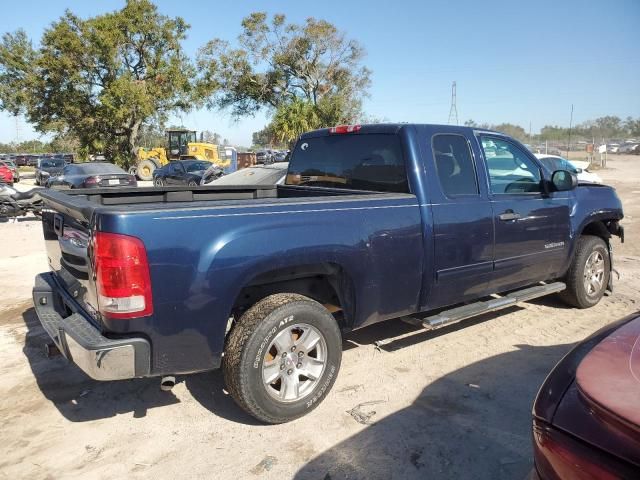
{"left": 432, "top": 134, "right": 478, "bottom": 196}
{"left": 286, "top": 134, "right": 408, "bottom": 193}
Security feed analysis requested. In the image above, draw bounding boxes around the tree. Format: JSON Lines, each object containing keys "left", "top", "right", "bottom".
{"left": 0, "top": 0, "right": 198, "bottom": 166}
{"left": 492, "top": 123, "right": 527, "bottom": 142}
{"left": 201, "top": 130, "right": 222, "bottom": 144}
{"left": 270, "top": 98, "right": 320, "bottom": 145}
{"left": 197, "top": 12, "right": 370, "bottom": 126}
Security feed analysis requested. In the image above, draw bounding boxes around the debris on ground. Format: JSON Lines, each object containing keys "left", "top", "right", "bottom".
{"left": 250, "top": 455, "right": 277, "bottom": 474}
{"left": 346, "top": 400, "right": 385, "bottom": 424}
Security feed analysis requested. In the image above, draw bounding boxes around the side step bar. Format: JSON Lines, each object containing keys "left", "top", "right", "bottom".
{"left": 421, "top": 282, "right": 566, "bottom": 330}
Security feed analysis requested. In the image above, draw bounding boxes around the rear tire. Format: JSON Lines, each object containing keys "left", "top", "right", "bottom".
{"left": 223, "top": 293, "right": 342, "bottom": 424}
{"left": 560, "top": 235, "right": 609, "bottom": 309}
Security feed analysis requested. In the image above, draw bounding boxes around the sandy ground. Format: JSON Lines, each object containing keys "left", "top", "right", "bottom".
{"left": 1, "top": 158, "right": 639, "bottom": 480}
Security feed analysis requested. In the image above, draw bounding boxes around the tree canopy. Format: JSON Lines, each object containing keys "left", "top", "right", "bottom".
{"left": 0, "top": 0, "right": 197, "bottom": 165}
{"left": 198, "top": 12, "right": 371, "bottom": 144}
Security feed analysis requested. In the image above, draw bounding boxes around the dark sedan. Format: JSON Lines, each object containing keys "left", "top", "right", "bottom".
{"left": 152, "top": 160, "right": 213, "bottom": 187}
{"left": 47, "top": 162, "right": 136, "bottom": 189}
{"left": 531, "top": 311, "right": 640, "bottom": 479}
{"left": 35, "top": 157, "right": 66, "bottom": 185}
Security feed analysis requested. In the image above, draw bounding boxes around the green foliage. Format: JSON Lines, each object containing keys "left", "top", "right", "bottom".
{"left": 0, "top": 0, "right": 198, "bottom": 166}
{"left": 198, "top": 12, "right": 370, "bottom": 126}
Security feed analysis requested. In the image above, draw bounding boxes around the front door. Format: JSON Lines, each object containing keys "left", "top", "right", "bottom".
{"left": 478, "top": 135, "right": 571, "bottom": 292}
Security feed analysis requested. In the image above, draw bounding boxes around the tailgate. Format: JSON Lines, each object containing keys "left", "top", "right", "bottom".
{"left": 41, "top": 208, "right": 100, "bottom": 326}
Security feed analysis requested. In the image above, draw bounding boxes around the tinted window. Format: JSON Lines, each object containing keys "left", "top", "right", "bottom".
{"left": 286, "top": 134, "right": 408, "bottom": 193}
{"left": 480, "top": 137, "right": 542, "bottom": 194}
{"left": 432, "top": 134, "right": 478, "bottom": 196}
{"left": 185, "top": 161, "right": 211, "bottom": 172}
{"left": 40, "top": 159, "right": 65, "bottom": 168}
{"left": 75, "top": 163, "right": 127, "bottom": 175}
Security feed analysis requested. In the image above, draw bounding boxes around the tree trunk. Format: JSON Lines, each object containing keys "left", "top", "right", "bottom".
{"left": 126, "top": 119, "right": 142, "bottom": 168}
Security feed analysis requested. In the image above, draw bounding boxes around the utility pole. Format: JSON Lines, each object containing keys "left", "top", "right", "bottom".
{"left": 566, "top": 104, "right": 574, "bottom": 158}
{"left": 447, "top": 81, "right": 458, "bottom": 125}
{"left": 14, "top": 115, "right": 22, "bottom": 145}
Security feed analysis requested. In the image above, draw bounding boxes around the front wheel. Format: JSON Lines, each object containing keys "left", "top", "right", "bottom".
{"left": 560, "top": 235, "right": 610, "bottom": 308}
{"left": 223, "top": 293, "right": 342, "bottom": 424}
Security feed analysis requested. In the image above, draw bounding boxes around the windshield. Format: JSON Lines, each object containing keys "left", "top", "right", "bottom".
{"left": 538, "top": 156, "right": 579, "bottom": 174}
{"left": 185, "top": 161, "right": 212, "bottom": 172}
{"left": 40, "top": 159, "right": 65, "bottom": 168}
{"left": 286, "top": 134, "right": 408, "bottom": 193}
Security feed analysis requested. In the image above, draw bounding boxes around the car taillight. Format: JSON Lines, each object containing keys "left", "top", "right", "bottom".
{"left": 329, "top": 124, "right": 361, "bottom": 134}
{"left": 532, "top": 420, "right": 637, "bottom": 479}
{"left": 85, "top": 176, "right": 99, "bottom": 186}
{"left": 92, "top": 231, "right": 153, "bottom": 319}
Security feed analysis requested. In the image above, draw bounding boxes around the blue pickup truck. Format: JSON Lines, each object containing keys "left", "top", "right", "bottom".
{"left": 33, "top": 124, "right": 624, "bottom": 423}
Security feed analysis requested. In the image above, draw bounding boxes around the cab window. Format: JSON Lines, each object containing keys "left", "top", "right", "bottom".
{"left": 432, "top": 134, "right": 478, "bottom": 196}
{"left": 481, "top": 137, "right": 542, "bottom": 194}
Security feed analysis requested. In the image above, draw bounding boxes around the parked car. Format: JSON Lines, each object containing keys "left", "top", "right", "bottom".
{"left": 617, "top": 143, "right": 638, "bottom": 154}
{"left": 202, "top": 162, "right": 288, "bottom": 186}
{"left": 534, "top": 154, "right": 603, "bottom": 184}
{"left": 152, "top": 160, "right": 214, "bottom": 187}
{"left": 33, "top": 123, "right": 624, "bottom": 424}
{"left": 0, "top": 163, "right": 13, "bottom": 185}
{"left": 531, "top": 311, "right": 640, "bottom": 479}
{"left": 0, "top": 159, "right": 19, "bottom": 183}
{"left": 255, "top": 150, "right": 273, "bottom": 164}
{"left": 46, "top": 162, "right": 136, "bottom": 189}
{"left": 273, "top": 151, "right": 289, "bottom": 162}
{"left": 35, "top": 157, "right": 66, "bottom": 186}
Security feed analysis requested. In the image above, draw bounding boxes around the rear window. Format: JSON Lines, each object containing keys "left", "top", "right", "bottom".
{"left": 75, "top": 163, "right": 126, "bottom": 175}
{"left": 285, "top": 134, "right": 408, "bottom": 193}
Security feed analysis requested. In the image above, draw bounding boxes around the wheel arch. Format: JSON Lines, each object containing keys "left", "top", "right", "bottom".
{"left": 230, "top": 262, "right": 356, "bottom": 330}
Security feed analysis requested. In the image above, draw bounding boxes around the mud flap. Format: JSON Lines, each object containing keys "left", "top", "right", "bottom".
{"left": 605, "top": 240, "right": 619, "bottom": 295}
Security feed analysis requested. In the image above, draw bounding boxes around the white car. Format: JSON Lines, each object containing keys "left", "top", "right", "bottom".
{"left": 534, "top": 154, "right": 603, "bottom": 184}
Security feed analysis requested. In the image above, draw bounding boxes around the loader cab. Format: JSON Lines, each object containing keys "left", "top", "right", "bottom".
{"left": 167, "top": 129, "right": 197, "bottom": 160}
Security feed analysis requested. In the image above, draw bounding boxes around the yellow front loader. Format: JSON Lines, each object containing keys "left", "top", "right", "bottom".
{"left": 134, "top": 129, "right": 232, "bottom": 181}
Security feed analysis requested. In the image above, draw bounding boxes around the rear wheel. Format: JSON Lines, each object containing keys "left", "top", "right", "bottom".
{"left": 154, "top": 177, "right": 164, "bottom": 187}
{"left": 187, "top": 179, "right": 198, "bottom": 187}
{"left": 223, "top": 293, "right": 342, "bottom": 424}
{"left": 560, "top": 235, "right": 609, "bottom": 308}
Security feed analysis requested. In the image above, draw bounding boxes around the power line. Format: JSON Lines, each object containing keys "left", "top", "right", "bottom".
{"left": 447, "top": 81, "right": 458, "bottom": 125}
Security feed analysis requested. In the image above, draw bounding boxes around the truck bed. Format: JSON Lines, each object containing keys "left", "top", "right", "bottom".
{"left": 39, "top": 184, "right": 376, "bottom": 222}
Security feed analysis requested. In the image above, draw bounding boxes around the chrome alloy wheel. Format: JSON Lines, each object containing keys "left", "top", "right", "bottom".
{"left": 583, "top": 251, "right": 605, "bottom": 297}
{"left": 261, "top": 323, "right": 327, "bottom": 403}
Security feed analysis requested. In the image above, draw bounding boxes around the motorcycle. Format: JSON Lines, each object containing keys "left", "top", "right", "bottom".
{"left": 0, "top": 182, "right": 44, "bottom": 220}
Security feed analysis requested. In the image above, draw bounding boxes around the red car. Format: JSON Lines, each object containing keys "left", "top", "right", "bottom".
{"left": 531, "top": 312, "right": 640, "bottom": 479}
{"left": 0, "top": 164, "right": 13, "bottom": 185}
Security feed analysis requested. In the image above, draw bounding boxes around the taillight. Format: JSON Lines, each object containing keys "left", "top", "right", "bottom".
{"left": 533, "top": 420, "right": 637, "bottom": 479}
{"left": 329, "top": 124, "right": 361, "bottom": 134}
{"left": 92, "top": 231, "right": 153, "bottom": 319}
{"left": 85, "top": 176, "right": 99, "bottom": 186}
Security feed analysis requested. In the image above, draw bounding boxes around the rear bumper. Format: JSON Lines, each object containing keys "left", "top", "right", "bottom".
{"left": 32, "top": 272, "right": 150, "bottom": 381}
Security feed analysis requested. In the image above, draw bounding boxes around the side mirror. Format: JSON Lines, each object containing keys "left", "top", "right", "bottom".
{"left": 551, "top": 169, "right": 578, "bottom": 191}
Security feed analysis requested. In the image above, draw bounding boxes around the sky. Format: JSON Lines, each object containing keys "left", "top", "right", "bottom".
{"left": 1, "top": 0, "right": 639, "bottom": 146}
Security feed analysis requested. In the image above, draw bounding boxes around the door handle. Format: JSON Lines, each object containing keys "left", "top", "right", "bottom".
{"left": 499, "top": 210, "right": 521, "bottom": 221}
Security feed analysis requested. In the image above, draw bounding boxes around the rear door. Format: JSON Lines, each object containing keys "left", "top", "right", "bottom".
{"left": 478, "top": 135, "right": 570, "bottom": 291}
{"left": 422, "top": 128, "right": 495, "bottom": 309}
